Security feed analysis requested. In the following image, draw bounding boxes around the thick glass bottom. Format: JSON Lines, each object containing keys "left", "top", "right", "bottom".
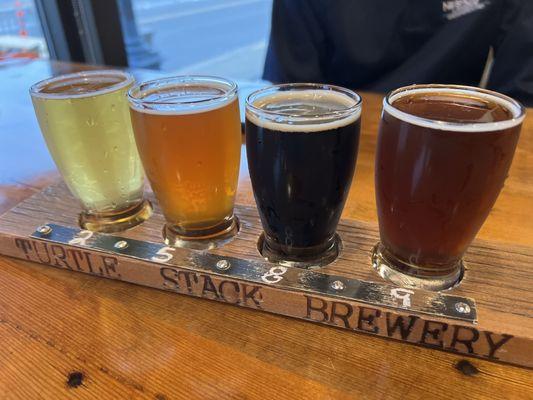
{"left": 163, "top": 215, "right": 239, "bottom": 250}
{"left": 258, "top": 233, "right": 342, "bottom": 268}
{"left": 371, "top": 242, "right": 464, "bottom": 291}
{"left": 79, "top": 199, "right": 153, "bottom": 233}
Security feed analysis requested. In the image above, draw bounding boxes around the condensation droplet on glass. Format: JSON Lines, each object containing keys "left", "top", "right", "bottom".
{"left": 86, "top": 117, "right": 96, "bottom": 127}
{"left": 111, "top": 104, "right": 116, "bottom": 112}
{"left": 103, "top": 151, "right": 109, "bottom": 159}
{"left": 113, "top": 146, "right": 118, "bottom": 152}
{"left": 161, "top": 124, "right": 168, "bottom": 132}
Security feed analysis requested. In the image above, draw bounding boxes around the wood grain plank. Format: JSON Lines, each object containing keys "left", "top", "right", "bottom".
{"left": 1, "top": 60, "right": 532, "bottom": 399}
{"left": 0, "top": 182, "right": 531, "bottom": 369}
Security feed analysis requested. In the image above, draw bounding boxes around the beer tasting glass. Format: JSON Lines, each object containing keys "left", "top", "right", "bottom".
{"left": 246, "top": 83, "right": 362, "bottom": 266}
{"left": 128, "top": 76, "right": 241, "bottom": 249}
{"left": 373, "top": 84, "right": 525, "bottom": 291}
{"left": 30, "top": 70, "right": 152, "bottom": 232}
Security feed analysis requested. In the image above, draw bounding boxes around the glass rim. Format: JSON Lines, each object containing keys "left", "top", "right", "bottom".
{"left": 383, "top": 84, "right": 526, "bottom": 132}
{"left": 245, "top": 83, "right": 362, "bottom": 122}
{"left": 127, "top": 75, "right": 238, "bottom": 113}
{"left": 29, "top": 69, "right": 134, "bottom": 100}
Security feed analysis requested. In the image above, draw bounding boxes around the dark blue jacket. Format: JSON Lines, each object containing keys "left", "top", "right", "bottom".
{"left": 264, "top": 0, "right": 533, "bottom": 106}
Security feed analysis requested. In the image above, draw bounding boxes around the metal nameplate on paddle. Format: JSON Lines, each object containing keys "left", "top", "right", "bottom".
{"left": 31, "top": 223, "right": 477, "bottom": 323}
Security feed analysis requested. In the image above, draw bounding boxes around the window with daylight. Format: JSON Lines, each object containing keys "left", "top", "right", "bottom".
{"left": 0, "top": 0, "right": 48, "bottom": 63}
{"left": 119, "top": 0, "right": 273, "bottom": 82}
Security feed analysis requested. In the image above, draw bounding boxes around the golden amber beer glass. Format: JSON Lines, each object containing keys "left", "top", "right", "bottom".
{"left": 30, "top": 70, "right": 152, "bottom": 232}
{"left": 128, "top": 76, "right": 241, "bottom": 249}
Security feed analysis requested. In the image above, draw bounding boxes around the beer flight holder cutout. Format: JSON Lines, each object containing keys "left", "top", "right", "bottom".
{"left": 0, "top": 182, "right": 531, "bottom": 368}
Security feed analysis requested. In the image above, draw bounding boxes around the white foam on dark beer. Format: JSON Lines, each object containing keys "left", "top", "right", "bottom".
{"left": 384, "top": 87, "right": 525, "bottom": 132}
{"left": 247, "top": 90, "right": 361, "bottom": 133}
{"left": 129, "top": 83, "right": 236, "bottom": 115}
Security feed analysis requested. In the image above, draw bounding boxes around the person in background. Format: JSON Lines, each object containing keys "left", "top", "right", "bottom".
{"left": 264, "top": 0, "right": 533, "bottom": 106}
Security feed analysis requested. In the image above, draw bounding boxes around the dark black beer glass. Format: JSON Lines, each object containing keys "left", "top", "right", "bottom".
{"left": 245, "top": 83, "right": 362, "bottom": 266}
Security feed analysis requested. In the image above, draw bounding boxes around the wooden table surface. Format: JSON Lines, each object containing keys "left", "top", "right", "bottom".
{"left": 0, "top": 59, "right": 531, "bottom": 399}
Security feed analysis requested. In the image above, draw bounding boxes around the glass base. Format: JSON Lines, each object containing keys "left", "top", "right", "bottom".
{"left": 371, "top": 242, "right": 464, "bottom": 291}
{"left": 163, "top": 216, "right": 239, "bottom": 250}
{"left": 257, "top": 233, "right": 342, "bottom": 268}
{"left": 79, "top": 199, "right": 153, "bottom": 233}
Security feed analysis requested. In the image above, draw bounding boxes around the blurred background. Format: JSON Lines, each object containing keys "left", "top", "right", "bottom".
{"left": 1, "top": 0, "right": 530, "bottom": 105}
{"left": 0, "top": 0, "right": 272, "bottom": 80}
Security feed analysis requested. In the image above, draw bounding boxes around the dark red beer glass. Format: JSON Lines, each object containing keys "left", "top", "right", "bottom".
{"left": 373, "top": 84, "right": 525, "bottom": 290}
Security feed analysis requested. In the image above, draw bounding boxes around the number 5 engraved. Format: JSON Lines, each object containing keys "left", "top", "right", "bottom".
{"left": 151, "top": 246, "right": 175, "bottom": 263}
{"left": 68, "top": 230, "right": 94, "bottom": 246}
{"left": 261, "top": 266, "right": 287, "bottom": 284}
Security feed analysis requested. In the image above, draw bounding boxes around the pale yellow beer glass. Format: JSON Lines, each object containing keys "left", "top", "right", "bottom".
{"left": 30, "top": 70, "right": 152, "bottom": 232}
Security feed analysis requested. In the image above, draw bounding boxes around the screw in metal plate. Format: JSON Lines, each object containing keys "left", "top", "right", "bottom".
{"left": 455, "top": 302, "right": 471, "bottom": 314}
{"left": 330, "top": 280, "right": 345, "bottom": 291}
{"left": 37, "top": 225, "right": 52, "bottom": 236}
{"left": 114, "top": 240, "right": 129, "bottom": 250}
{"left": 216, "top": 259, "right": 231, "bottom": 271}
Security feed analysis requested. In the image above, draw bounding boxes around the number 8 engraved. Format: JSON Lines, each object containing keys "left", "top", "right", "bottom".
{"left": 261, "top": 266, "right": 287, "bottom": 284}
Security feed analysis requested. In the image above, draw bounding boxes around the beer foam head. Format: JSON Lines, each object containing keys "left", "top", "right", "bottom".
{"left": 246, "top": 86, "right": 362, "bottom": 133}
{"left": 128, "top": 76, "right": 238, "bottom": 115}
{"left": 30, "top": 70, "right": 133, "bottom": 99}
{"left": 384, "top": 85, "right": 525, "bottom": 132}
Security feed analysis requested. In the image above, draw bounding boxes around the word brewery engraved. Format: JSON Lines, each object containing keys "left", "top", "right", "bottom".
{"left": 304, "top": 296, "right": 512, "bottom": 361}
{"left": 16, "top": 223, "right": 516, "bottom": 362}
